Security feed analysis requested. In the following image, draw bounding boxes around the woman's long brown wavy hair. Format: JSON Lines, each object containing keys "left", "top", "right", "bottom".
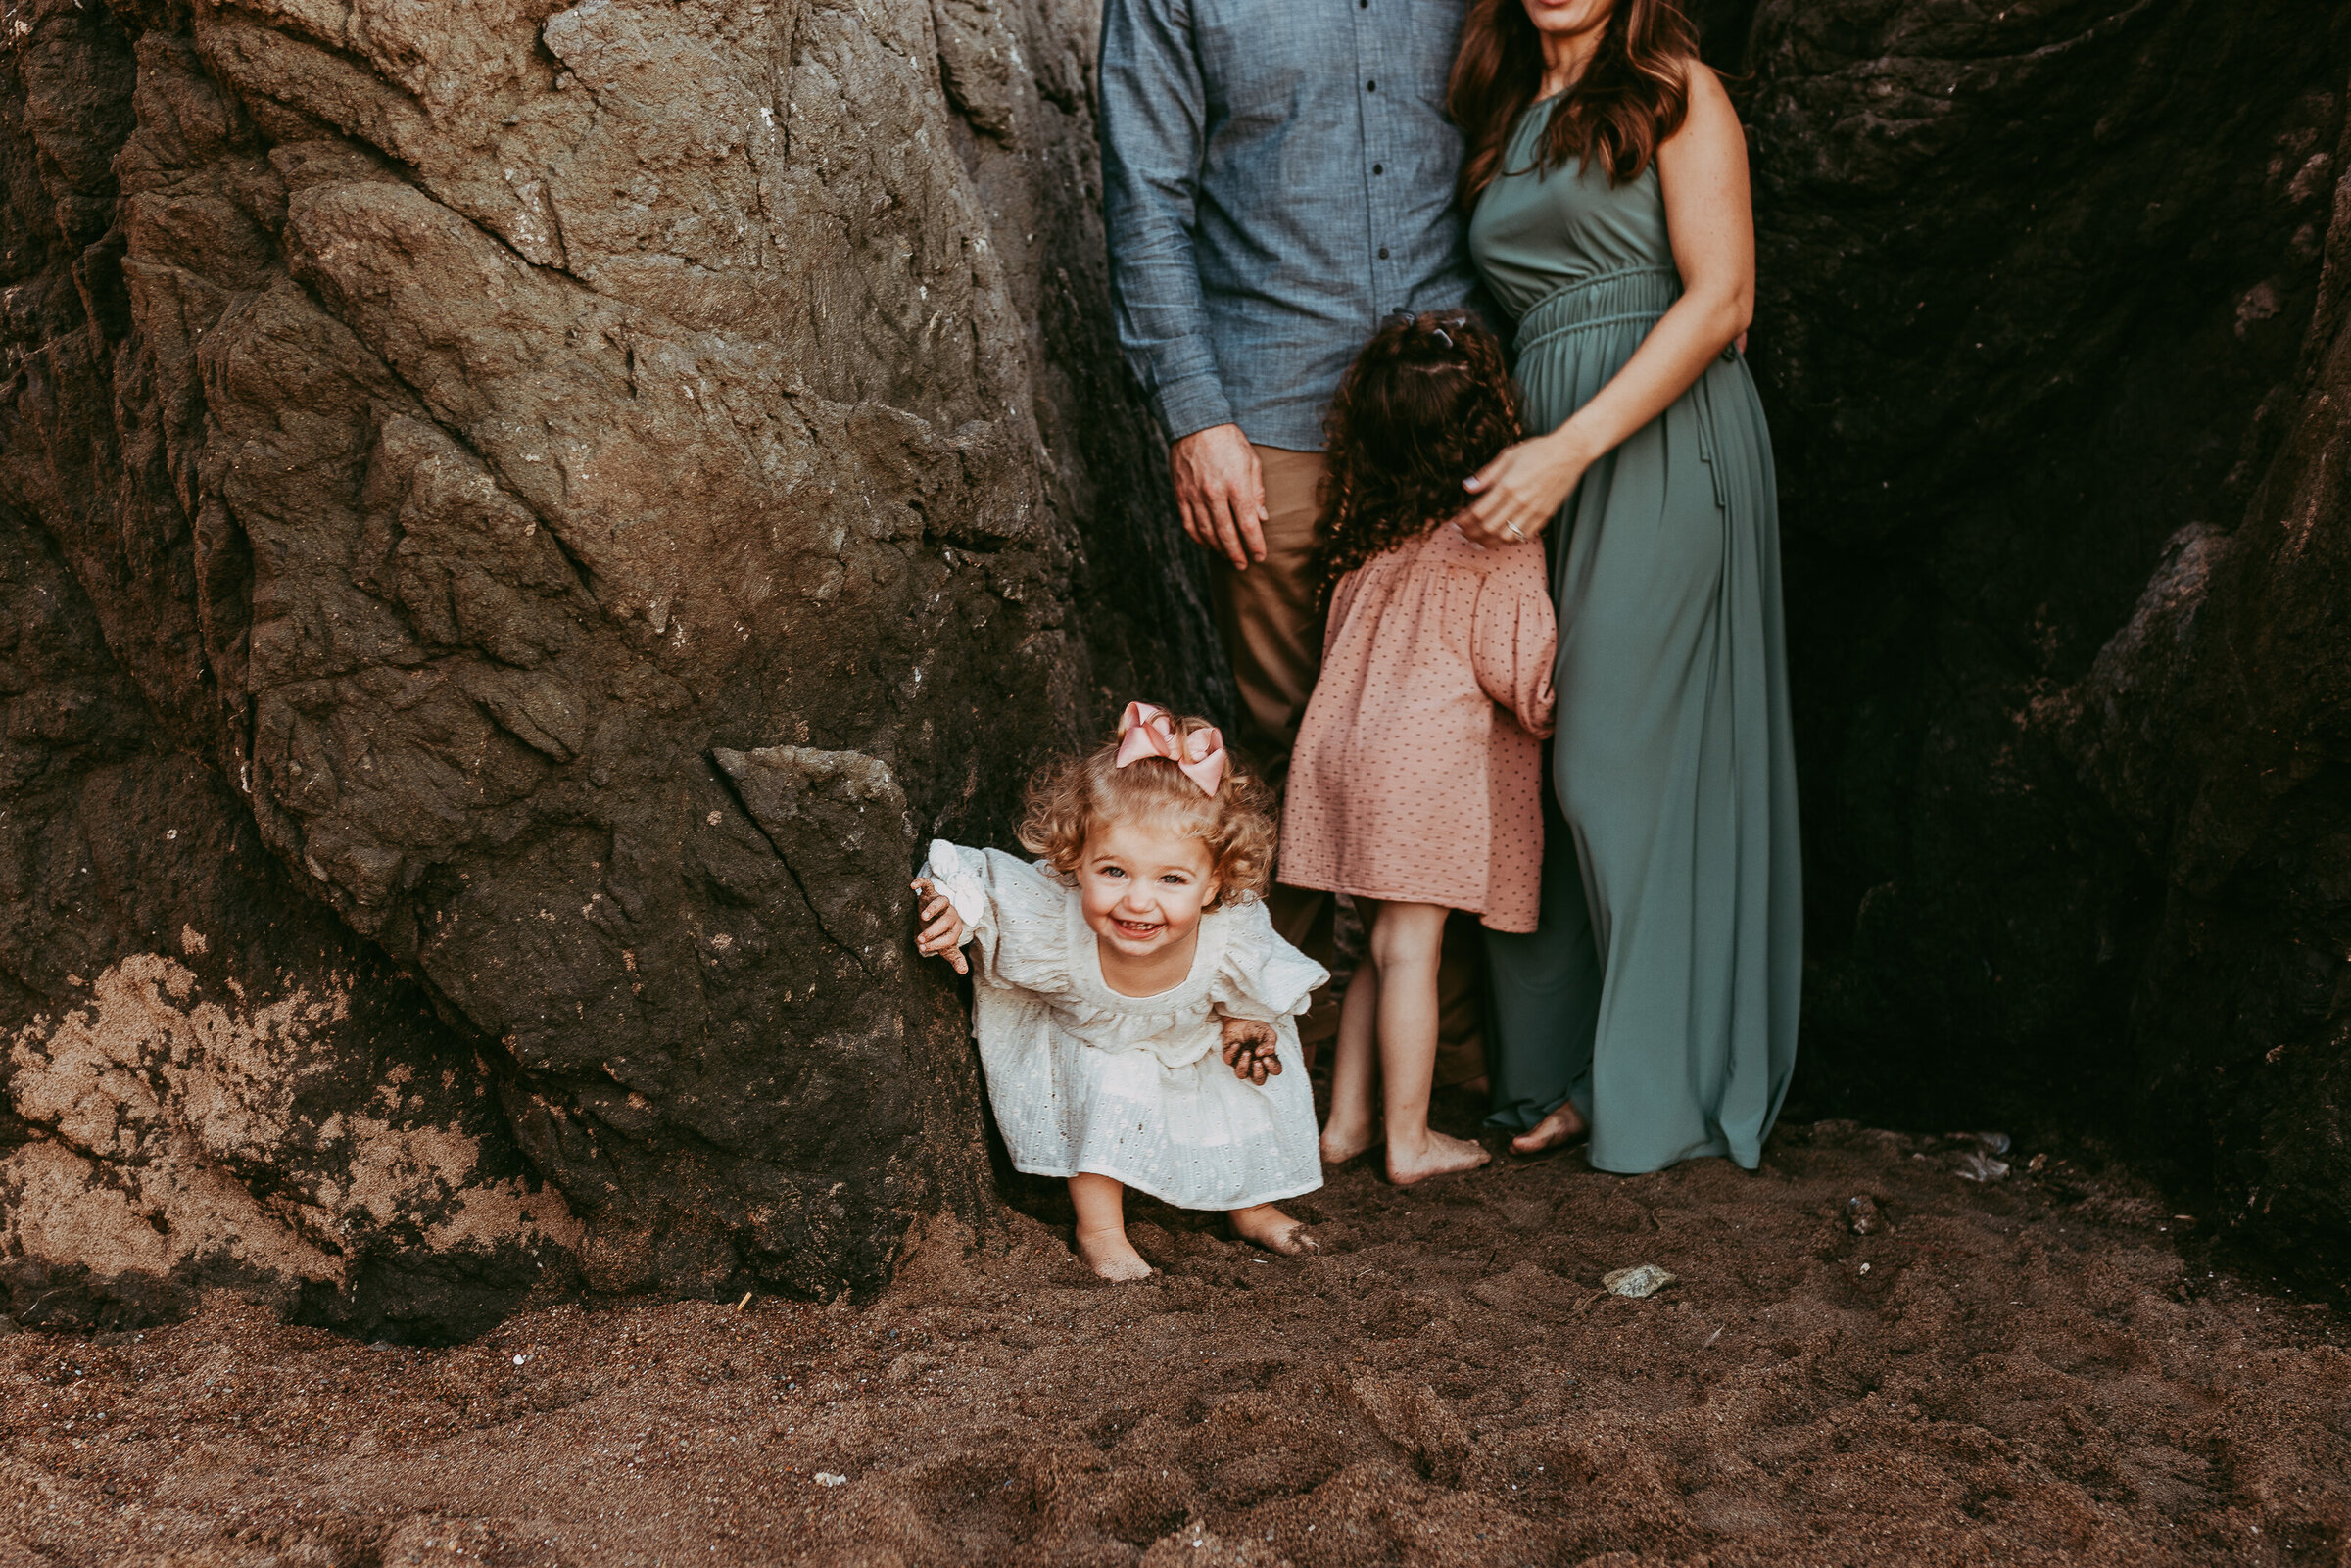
{"left": 1311, "top": 311, "right": 1520, "bottom": 602}
{"left": 1450, "top": 0, "right": 1698, "bottom": 204}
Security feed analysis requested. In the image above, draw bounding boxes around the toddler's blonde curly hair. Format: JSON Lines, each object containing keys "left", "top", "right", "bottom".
{"left": 1017, "top": 708, "right": 1276, "bottom": 908}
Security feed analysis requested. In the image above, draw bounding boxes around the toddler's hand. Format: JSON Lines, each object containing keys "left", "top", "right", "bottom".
{"left": 1219, "top": 1016, "right": 1281, "bottom": 1085}
{"left": 911, "top": 879, "right": 969, "bottom": 974}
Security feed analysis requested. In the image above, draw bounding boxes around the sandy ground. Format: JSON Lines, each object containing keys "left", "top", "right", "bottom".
{"left": 4, "top": 1112, "right": 2346, "bottom": 1568}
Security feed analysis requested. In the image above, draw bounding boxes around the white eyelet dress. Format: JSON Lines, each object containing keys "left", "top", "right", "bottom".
{"left": 922, "top": 840, "right": 1329, "bottom": 1211}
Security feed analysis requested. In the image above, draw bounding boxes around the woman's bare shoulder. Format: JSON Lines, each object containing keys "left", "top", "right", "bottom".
{"left": 1672, "top": 56, "right": 1740, "bottom": 133}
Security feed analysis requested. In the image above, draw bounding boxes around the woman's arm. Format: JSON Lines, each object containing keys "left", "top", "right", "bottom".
{"left": 1454, "top": 63, "right": 1754, "bottom": 546}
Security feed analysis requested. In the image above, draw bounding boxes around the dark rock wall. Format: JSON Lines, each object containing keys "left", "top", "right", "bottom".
{"left": 1736, "top": 0, "right": 2351, "bottom": 1278}
{"left": 2, "top": 0, "right": 1216, "bottom": 1334}
{"left": 2061, "top": 157, "right": 2351, "bottom": 1287}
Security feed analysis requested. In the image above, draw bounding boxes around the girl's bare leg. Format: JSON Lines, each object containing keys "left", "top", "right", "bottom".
{"left": 1068, "top": 1172, "right": 1152, "bottom": 1282}
{"left": 1228, "top": 1202, "right": 1318, "bottom": 1256}
{"left": 1320, "top": 929, "right": 1384, "bottom": 1164}
{"left": 1373, "top": 901, "right": 1492, "bottom": 1186}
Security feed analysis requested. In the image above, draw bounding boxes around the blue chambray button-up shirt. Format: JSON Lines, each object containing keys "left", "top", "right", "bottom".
{"left": 1100, "top": 0, "right": 1480, "bottom": 452}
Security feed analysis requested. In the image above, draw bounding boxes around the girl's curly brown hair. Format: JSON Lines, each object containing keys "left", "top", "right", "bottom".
{"left": 1312, "top": 311, "right": 1522, "bottom": 603}
{"left": 1016, "top": 709, "right": 1277, "bottom": 909}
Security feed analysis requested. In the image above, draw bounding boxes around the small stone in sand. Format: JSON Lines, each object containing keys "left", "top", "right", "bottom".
{"left": 1955, "top": 1151, "right": 2010, "bottom": 1183}
{"left": 1602, "top": 1264, "right": 1677, "bottom": 1299}
{"left": 815, "top": 1472, "right": 847, "bottom": 1488}
{"left": 1846, "top": 1195, "right": 1883, "bottom": 1235}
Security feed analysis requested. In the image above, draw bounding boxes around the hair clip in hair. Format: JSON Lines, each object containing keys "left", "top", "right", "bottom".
{"left": 1432, "top": 326, "right": 1454, "bottom": 348}
{"left": 1114, "top": 701, "right": 1227, "bottom": 797}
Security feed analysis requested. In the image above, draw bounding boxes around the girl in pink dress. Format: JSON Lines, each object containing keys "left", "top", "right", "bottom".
{"left": 1279, "top": 313, "right": 1559, "bottom": 1186}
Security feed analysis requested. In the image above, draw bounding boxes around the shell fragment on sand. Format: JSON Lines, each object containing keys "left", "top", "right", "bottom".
{"left": 1602, "top": 1264, "right": 1678, "bottom": 1299}
{"left": 815, "top": 1472, "right": 847, "bottom": 1488}
{"left": 1955, "top": 1151, "right": 2010, "bottom": 1183}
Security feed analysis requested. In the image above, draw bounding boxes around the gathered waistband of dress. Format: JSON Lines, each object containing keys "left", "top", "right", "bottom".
{"left": 1515, "top": 265, "right": 1682, "bottom": 353}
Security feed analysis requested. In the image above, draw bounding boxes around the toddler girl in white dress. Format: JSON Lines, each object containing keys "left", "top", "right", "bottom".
{"left": 912, "top": 702, "right": 1328, "bottom": 1281}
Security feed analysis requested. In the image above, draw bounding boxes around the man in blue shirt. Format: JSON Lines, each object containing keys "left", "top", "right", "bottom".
{"left": 1101, "top": 0, "right": 1482, "bottom": 1061}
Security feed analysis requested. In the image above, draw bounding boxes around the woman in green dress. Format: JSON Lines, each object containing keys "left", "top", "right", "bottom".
{"left": 1447, "top": 0, "right": 1800, "bottom": 1172}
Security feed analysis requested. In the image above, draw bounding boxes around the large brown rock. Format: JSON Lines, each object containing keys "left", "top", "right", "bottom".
{"left": 2, "top": 0, "right": 1216, "bottom": 1335}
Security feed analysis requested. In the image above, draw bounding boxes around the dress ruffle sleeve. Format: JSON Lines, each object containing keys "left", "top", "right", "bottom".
{"left": 1208, "top": 895, "right": 1331, "bottom": 1022}
{"left": 1469, "top": 545, "right": 1559, "bottom": 739}
{"left": 919, "top": 839, "right": 1078, "bottom": 998}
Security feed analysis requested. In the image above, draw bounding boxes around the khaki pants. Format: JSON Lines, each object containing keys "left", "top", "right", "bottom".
{"left": 1211, "top": 447, "right": 1485, "bottom": 1084}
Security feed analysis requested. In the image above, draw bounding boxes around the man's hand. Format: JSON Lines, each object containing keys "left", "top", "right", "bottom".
{"left": 911, "top": 879, "right": 969, "bottom": 974}
{"left": 1171, "top": 424, "right": 1267, "bottom": 570}
{"left": 1219, "top": 1016, "right": 1282, "bottom": 1084}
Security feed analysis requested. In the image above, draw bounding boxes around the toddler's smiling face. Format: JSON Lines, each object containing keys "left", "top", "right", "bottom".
{"left": 1075, "top": 816, "right": 1220, "bottom": 973}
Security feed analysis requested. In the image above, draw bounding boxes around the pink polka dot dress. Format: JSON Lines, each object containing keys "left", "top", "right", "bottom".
{"left": 1279, "top": 526, "right": 1558, "bottom": 932}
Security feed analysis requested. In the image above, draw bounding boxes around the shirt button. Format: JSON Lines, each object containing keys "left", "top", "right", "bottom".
{"left": 1373, "top": 164, "right": 1384, "bottom": 175}
{"left": 1377, "top": 246, "right": 1390, "bottom": 260}
{"left": 1366, "top": 79, "right": 1376, "bottom": 92}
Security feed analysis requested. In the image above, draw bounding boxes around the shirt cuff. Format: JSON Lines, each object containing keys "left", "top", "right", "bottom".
{"left": 1152, "top": 372, "right": 1237, "bottom": 444}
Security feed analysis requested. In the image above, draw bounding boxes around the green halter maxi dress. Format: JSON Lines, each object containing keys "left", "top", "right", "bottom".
{"left": 1468, "top": 99, "right": 1800, "bottom": 1172}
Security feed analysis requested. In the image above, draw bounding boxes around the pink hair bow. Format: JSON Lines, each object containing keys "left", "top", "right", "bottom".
{"left": 1114, "top": 701, "right": 1227, "bottom": 797}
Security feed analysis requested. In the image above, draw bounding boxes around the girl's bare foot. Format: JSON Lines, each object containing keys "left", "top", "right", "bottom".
{"left": 1388, "top": 1128, "right": 1491, "bottom": 1186}
{"left": 1319, "top": 1120, "right": 1380, "bottom": 1166}
{"left": 1228, "top": 1203, "right": 1319, "bottom": 1257}
{"left": 1075, "top": 1225, "right": 1154, "bottom": 1283}
{"left": 1509, "top": 1101, "right": 1588, "bottom": 1156}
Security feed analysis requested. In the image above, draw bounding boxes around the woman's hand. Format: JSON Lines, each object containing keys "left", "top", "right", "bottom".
{"left": 1454, "top": 429, "right": 1593, "bottom": 547}
{"left": 910, "top": 879, "right": 969, "bottom": 974}
{"left": 1219, "top": 1016, "right": 1281, "bottom": 1084}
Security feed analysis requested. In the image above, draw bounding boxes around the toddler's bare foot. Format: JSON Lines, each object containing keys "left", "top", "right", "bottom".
{"left": 1388, "top": 1129, "right": 1492, "bottom": 1187}
{"left": 1319, "top": 1119, "right": 1380, "bottom": 1166}
{"left": 1509, "top": 1101, "right": 1588, "bottom": 1156}
{"left": 1228, "top": 1203, "right": 1319, "bottom": 1258}
{"left": 1075, "top": 1225, "right": 1153, "bottom": 1283}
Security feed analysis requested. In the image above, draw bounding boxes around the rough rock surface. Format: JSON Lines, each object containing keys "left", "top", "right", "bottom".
{"left": 2, "top": 0, "right": 1215, "bottom": 1334}
{"left": 1732, "top": 0, "right": 2351, "bottom": 1283}
{"left": 1, "top": 497, "right": 577, "bottom": 1340}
